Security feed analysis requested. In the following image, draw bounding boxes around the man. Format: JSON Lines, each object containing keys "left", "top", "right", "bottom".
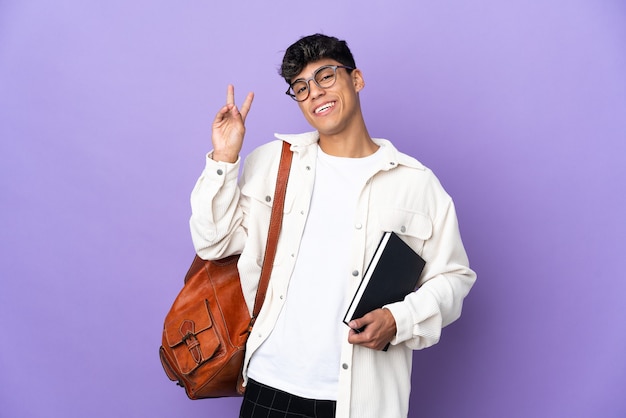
{"left": 190, "top": 34, "right": 476, "bottom": 418}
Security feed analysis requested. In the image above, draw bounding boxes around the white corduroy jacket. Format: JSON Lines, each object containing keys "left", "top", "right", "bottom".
{"left": 190, "top": 131, "right": 476, "bottom": 418}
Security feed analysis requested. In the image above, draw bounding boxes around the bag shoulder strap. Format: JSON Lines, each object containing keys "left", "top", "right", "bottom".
{"left": 250, "top": 140, "right": 293, "bottom": 325}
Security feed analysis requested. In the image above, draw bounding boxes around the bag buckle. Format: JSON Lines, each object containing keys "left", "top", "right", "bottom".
{"left": 180, "top": 320, "right": 203, "bottom": 364}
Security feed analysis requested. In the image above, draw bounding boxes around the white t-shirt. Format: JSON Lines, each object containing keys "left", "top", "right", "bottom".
{"left": 247, "top": 145, "right": 383, "bottom": 400}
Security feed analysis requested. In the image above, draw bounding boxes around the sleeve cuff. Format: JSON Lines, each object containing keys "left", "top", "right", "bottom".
{"left": 383, "top": 301, "right": 414, "bottom": 344}
{"left": 204, "top": 151, "right": 240, "bottom": 182}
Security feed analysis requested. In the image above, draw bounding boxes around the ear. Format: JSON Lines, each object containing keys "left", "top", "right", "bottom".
{"left": 352, "top": 69, "right": 365, "bottom": 92}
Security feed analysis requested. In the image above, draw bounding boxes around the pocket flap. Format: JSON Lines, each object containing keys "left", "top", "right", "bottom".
{"left": 380, "top": 209, "right": 433, "bottom": 240}
{"left": 241, "top": 176, "right": 296, "bottom": 213}
{"left": 164, "top": 300, "right": 221, "bottom": 375}
{"left": 164, "top": 300, "right": 214, "bottom": 347}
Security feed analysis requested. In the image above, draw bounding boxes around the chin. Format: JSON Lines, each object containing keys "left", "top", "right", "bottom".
{"left": 308, "top": 120, "right": 342, "bottom": 136}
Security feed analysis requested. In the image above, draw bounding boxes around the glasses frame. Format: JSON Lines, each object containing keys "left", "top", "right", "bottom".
{"left": 285, "top": 65, "right": 354, "bottom": 102}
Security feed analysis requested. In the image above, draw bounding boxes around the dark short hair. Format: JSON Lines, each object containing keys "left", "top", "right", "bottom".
{"left": 280, "top": 34, "right": 356, "bottom": 84}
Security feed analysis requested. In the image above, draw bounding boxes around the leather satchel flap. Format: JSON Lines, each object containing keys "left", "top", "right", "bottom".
{"left": 164, "top": 300, "right": 221, "bottom": 375}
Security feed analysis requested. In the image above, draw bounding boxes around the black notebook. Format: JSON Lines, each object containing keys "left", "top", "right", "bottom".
{"left": 343, "top": 231, "right": 426, "bottom": 325}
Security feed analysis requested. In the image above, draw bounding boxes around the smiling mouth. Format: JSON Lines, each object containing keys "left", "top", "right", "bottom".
{"left": 314, "top": 102, "right": 335, "bottom": 114}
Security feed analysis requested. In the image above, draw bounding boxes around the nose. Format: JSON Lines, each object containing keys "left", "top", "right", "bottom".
{"left": 307, "top": 79, "right": 325, "bottom": 100}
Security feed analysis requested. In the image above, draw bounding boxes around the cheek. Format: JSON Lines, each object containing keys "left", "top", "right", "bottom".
{"left": 298, "top": 108, "right": 319, "bottom": 128}
{"left": 297, "top": 103, "right": 310, "bottom": 118}
{"left": 298, "top": 106, "right": 312, "bottom": 121}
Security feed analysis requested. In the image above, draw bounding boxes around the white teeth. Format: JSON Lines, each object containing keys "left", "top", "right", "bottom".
{"left": 315, "top": 102, "right": 335, "bottom": 114}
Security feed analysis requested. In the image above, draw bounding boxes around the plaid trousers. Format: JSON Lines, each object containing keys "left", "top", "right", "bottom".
{"left": 239, "top": 379, "right": 337, "bottom": 418}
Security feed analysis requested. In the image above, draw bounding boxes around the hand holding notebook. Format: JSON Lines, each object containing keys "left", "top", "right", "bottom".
{"left": 344, "top": 231, "right": 426, "bottom": 351}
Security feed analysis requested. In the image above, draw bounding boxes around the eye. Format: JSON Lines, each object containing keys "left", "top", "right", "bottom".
{"left": 292, "top": 81, "right": 307, "bottom": 95}
{"left": 316, "top": 67, "right": 336, "bottom": 85}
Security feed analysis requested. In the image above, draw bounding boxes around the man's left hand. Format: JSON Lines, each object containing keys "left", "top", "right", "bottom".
{"left": 347, "top": 308, "right": 397, "bottom": 351}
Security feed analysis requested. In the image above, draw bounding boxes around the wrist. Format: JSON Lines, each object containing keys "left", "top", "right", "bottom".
{"left": 210, "top": 151, "right": 238, "bottom": 164}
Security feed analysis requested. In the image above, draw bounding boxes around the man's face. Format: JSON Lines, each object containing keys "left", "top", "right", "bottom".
{"left": 293, "top": 59, "right": 364, "bottom": 137}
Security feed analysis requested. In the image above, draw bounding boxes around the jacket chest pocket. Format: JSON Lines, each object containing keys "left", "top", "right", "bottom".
{"left": 377, "top": 208, "right": 432, "bottom": 255}
{"left": 240, "top": 178, "right": 296, "bottom": 267}
{"left": 241, "top": 174, "right": 296, "bottom": 216}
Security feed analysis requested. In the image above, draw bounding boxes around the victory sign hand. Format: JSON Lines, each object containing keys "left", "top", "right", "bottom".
{"left": 211, "top": 84, "right": 254, "bottom": 163}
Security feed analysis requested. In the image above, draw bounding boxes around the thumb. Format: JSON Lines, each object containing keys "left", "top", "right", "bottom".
{"left": 348, "top": 317, "right": 367, "bottom": 332}
{"left": 229, "top": 104, "right": 241, "bottom": 118}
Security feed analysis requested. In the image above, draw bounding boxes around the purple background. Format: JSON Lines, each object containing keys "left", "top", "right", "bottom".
{"left": 1, "top": 1, "right": 625, "bottom": 417}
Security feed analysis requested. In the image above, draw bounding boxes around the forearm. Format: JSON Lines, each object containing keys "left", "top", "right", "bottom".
{"left": 385, "top": 200, "right": 477, "bottom": 349}
{"left": 385, "top": 268, "right": 475, "bottom": 349}
{"left": 189, "top": 152, "right": 247, "bottom": 259}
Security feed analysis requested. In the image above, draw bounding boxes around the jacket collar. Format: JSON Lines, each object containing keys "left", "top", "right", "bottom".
{"left": 274, "top": 131, "right": 425, "bottom": 171}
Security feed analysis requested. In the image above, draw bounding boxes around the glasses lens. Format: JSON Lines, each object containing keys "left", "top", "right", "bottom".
{"left": 315, "top": 66, "right": 337, "bottom": 88}
{"left": 288, "top": 66, "right": 343, "bottom": 101}
{"left": 290, "top": 80, "right": 308, "bottom": 101}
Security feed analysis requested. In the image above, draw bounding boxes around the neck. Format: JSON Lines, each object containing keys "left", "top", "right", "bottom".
{"left": 318, "top": 124, "right": 377, "bottom": 158}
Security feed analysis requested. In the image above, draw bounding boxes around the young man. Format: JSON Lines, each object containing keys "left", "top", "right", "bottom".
{"left": 190, "top": 34, "right": 476, "bottom": 418}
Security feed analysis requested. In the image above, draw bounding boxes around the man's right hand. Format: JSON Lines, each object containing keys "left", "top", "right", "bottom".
{"left": 211, "top": 84, "right": 254, "bottom": 163}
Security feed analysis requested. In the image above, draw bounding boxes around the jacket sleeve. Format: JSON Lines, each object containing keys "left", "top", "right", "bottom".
{"left": 384, "top": 198, "right": 477, "bottom": 350}
{"left": 189, "top": 153, "right": 248, "bottom": 260}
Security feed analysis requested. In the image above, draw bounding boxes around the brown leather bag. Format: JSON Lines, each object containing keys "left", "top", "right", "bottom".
{"left": 159, "top": 141, "right": 292, "bottom": 399}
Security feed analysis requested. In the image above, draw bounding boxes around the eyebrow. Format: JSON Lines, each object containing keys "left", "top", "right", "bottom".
{"left": 291, "top": 65, "right": 330, "bottom": 84}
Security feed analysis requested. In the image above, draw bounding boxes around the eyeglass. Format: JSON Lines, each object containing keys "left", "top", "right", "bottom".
{"left": 285, "top": 65, "right": 354, "bottom": 102}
